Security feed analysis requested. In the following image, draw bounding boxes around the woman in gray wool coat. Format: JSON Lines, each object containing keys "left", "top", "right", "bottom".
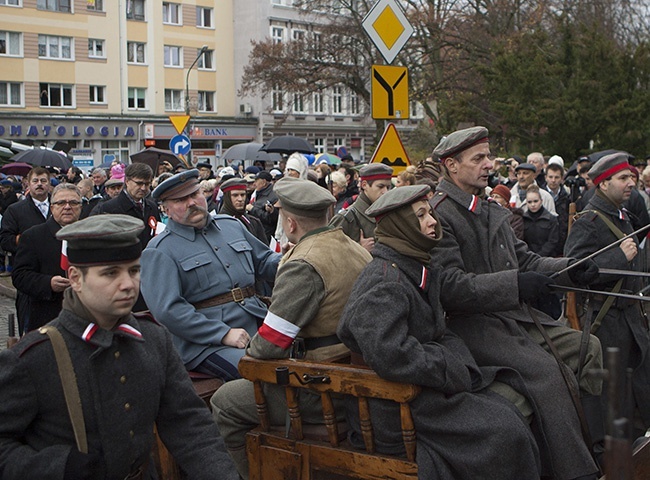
{"left": 337, "top": 185, "right": 540, "bottom": 480}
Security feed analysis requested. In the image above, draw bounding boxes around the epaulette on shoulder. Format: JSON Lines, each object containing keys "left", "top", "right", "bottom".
{"left": 430, "top": 191, "right": 448, "bottom": 210}
{"left": 575, "top": 209, "right": 599, "bottom": 222}
{"left": 133, "top": 311, "right": 161, "bottom": 326}
{"left": 15, "top": 334, "right": 49, "bottom": 358}
{"left": 381, "top": 260, "right": 402, "bottom": 283}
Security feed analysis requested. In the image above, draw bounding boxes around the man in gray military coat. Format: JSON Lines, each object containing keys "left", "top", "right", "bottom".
{"left": 141, "top": 170, "right": 281, "bottom": 381}
{"left": 430, "top": 126, "right": 604, "bottom": 480}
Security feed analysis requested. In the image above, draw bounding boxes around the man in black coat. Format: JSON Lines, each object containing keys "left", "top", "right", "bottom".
{"left": 90, "top": 163, "right": 160, "bottom": 250}
{"left": 0, "top": 167, "right": 52, "bottom": 334}
{"left": 245, "top": 171, "right": 278, "bottom": 242}
{"left": 545, "top": 162, "right": 571, "bottom": 255}
{"left": 12, "top": 184, "right": 82, "bottom": 332}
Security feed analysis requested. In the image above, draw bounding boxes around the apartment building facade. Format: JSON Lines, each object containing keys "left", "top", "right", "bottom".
{"left": 0, "top": 0, "right": 256, "bottom": 169}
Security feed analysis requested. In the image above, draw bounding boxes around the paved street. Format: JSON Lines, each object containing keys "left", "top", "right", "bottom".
{"left": 0, "top": 283, "right": 17, "bottom": 351}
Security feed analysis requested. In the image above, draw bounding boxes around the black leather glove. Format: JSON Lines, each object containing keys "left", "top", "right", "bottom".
{"left": 567, "top": 258, "right": 599, "bottom": 286}
{"left": 64, "top": 449, "right": 102, "bottom": 480}
{"left": 517, "top": 271, "right": 553, "bottom": 303}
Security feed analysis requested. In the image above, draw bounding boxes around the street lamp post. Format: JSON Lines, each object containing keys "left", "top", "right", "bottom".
{"left": 185, "top": 45, "right": 209, "bottom": 116}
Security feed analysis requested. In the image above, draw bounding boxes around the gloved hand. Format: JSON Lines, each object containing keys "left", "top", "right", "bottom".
{"left": 64, "top": 449, "right": 103, "bottom": 480}
{"left": 517, "top": 271, "right": 553, "bottom": 303}
{"left": 567, "top": 258, "right": 599, "bottom": 286}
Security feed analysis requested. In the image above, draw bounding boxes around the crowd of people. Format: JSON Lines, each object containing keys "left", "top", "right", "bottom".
{"left": 0, "top": 132, "right": 648, "bottom": 479}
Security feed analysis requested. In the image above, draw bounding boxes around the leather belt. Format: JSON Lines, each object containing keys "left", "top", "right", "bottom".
{"left": 191, "top": 286, "right": 256, "bottom": 310}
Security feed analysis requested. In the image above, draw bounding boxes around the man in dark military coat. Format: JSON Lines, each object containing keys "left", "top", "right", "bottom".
{"left": 0, "top": 214, "right": 237, "bottom": 480}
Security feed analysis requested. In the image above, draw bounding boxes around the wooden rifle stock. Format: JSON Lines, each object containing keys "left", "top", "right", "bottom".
{"left": 565, "top": 203, "right": 581, "bottom": 330}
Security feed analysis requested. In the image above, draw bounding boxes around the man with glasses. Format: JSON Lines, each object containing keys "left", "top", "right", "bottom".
{"left": 12, "top": 184, "right": 82, "bottom": 332}
{"left": 91, "top": 163, "right": 160, "bottom": 250}
{"left": 0, "top": 167, "right": 52, "bottom": 334}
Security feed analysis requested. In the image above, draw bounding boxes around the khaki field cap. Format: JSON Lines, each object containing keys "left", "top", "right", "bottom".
{"left": 56, "top": 214, "right": 144, "bottom": 266}
{"left": 588, "top": 152, "right": 632, "bottom": 186}
{"left": 152, "top": 169, "right": 200, "bottom": 201}
{"left": 433, "top": 126, "right": 489, "bottom": 160}
{"left": 366, "top": 185, "right": 431, "bottom": 219}
{"left": 274, "top": 177, "right": 335, "bottom": 218}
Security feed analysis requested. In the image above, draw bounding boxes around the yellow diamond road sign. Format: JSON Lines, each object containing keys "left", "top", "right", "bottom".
{"left": 362, "top": 0, "right": 414, "bottom": 64}
{"left": 370, "top": 123, "right": 411, "bottom": 175}
{"left": 372, "top": 65, "right": 409, "bottom": 120}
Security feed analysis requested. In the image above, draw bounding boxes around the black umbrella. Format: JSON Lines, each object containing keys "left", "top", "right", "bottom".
{"left": 11, "top": 148, "right": 72, "bottom": 170}
{"left": 254, "top": 150, "right": 282, "bottom": 163}
{"left": 587, "top": 149, "right": 626, "bottom": 163}
{"left": 260, "top": 136, "right": 316, "bottom": 155}
{"left": 222, "top": 142, "right": 264, "bottom": 161}
{"left": 130, "top": 147, "right": 184, "bottom": 172}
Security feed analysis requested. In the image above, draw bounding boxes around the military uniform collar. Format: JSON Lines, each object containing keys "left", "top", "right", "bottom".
{"left": 373, "top": 243, "right": 430, "bottom": 291}
{"left": 165, "top": 216, "right": 216, "bottom": 240}
{"left": 437, "top": 179, "right": 483, "bottom": 214}
{"left": 56, "top": 309, "right": 145, "bottom": 352}
{"left": 591, "top": 189, "right": 628, "bottom": 220}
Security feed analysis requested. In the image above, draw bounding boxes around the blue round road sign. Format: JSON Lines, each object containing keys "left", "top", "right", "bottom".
{"left": 170, "top": 134, "right": 191, "bottom": 156}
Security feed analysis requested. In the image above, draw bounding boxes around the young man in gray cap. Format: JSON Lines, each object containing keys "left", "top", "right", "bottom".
{"left": 329, "top": 162, "right": 393, "bottom": 252}
{"left": 510, "top": 162, "right": 557, "bottom": 214}
{"left": 430, "top": 126, "right": 603, "bottom": 480}
{"left": 565, "top": 152, "right": 650, "bottom": 446}
{"left": 219, "top": 177, "right": 267, "bottom": 246}
{"left": 212, "top": 177, "right": 372, "bottom": 479}
{"left": 0, "top": 214, "right": 237, "bottom": 480}
{"left": 140, "top": 169, "right": 280, "bottom": 381}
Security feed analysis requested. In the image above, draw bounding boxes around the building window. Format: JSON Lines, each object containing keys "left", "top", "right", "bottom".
{"left": 37, "top": 0, "right": 71, "bottom": 12}
{"left": 126, "top": 0, "right": 145, "bottom": 21}
{"left": 86, "top": 0, "right": 103, "bottom": 11}
{"left": 272, "top": 84, "right": 284, "bottom": 112}
{"left": 349, "top": 91, "right": 359, "bottom": 115}
{"left": 196, "top": 6, "right": 212, "bottom": 28}
{"left": 38, "top": 35, "right": 73, "bottom": 60}
{"left": 89, "top": 85, "right": 105, "bottom": 104}
{"left": 271, "top": 26, "right": 285, "bottom": 44}
{"left": 332, "top": 86, "right": 342, "bottom": 114}
{"left": 198, "top": 91, "right": 215, "bottom": 112}
{"left": 101, "top": 140, "right": 129, "bottom": 164}
{"left": 88, "top": 39, "right": 104, "bottom": 58}
{"left": 164, "top": 45, "right": 182, "bottom": 67}
{"left": 164, "top": 89, "right": 183, "bottom": 111}
{"left": 0, "top": 82, "right": 21, "bottom": 106}
{"left": 128, "top": 87, "right": 146, "bottom": 110}
{"left": 313, "top": 138, "right": 324, "bottom": 154}
{"left": 0, "top": 0, "right": 21, "bottom": 5}
{"left": 293, "top": 93, "right": 306, "bottom": 114}
{"left": 127, "top": 42, "right": 146, "bottom": 64}
{"left": 162, "top": 2, "right": 181, "bottom": 25}
{"left": 313, "top": 91, "right": 324, "bottom": 114}
{"left": 0, "top": 31, "right": 21, "bottom": 56}
{"left": 292, "top": 29, "right": 305, "bottom": 41}
{"left": 197, "top": 49, "right": 213, "bottom": 70}
{"left": 40, "top": 83, "right": 73, "bottom": 107}
{"left": 333, "top": 137, "right": 345, "bottom": 152}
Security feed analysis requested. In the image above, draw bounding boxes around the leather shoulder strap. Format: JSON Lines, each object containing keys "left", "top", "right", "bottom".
{"left": 40, "top": 326, "right": 88, "bottom": 454}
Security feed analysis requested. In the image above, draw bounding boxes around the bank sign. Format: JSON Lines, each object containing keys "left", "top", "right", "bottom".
{"left": 0, "top": 123, "right": 136, "bottom": 139}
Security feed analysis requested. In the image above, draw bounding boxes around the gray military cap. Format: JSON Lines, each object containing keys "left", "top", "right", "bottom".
{"left": 220, "top": 177, "right": 247, "bottom": 193}
{"left": 56, "top": 214, "right": 144, "bottom": 266}
{"left": 274, "top": 177, "right": 335, "bottom": 218}
{"left": 588, "top": 152, "right": 632, "bottom": 186}
{"left": 105, "top": 178, "right": 124, "bottom": 187}
{"left": 152, "top": 169, "right": 200, "bottom": 201}
{"left": 359, "top": 163, "right": 393, "bottom": 181}
{"left": 514, "top": 163, "right": 536, "bottom": 173}
{"left": 433, "top": 126, "right": 489, "bottom": 160}
{"left": 366, "top": 185, "right": 431, "bottom": 218}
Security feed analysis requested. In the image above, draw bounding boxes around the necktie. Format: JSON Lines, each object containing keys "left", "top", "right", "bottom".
{"left": 36, "top": 201, "right": 48, "bottom": 217}
{"left": 136, "top": 200, "right": 143, "bottom": 215}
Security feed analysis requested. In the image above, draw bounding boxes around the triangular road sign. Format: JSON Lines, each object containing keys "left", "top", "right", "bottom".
{"left": 169, "top": 115, "right": 190, "bottom": 135}
{"left": 370, "top": 123, "right": 411, "bottom": 175}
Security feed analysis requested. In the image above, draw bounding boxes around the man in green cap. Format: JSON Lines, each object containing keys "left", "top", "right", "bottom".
{"left": 0, "top": 214, "right": 238, "bottom": 480}
{"left": 329, "top": 163, "right": 393, "bottom": 252}
{"left": 211, "top": 177, "right": 372, "bottom": 479}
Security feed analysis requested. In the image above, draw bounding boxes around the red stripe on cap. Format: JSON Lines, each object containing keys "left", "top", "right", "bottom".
{"left": 222, "top": 184, "right": 247, "bottom": 193}
{"left": 360, "top": 173, "right": 393, "bottom": 181}
{"left": 258, "top": 323, "right": 294, "bottom": 349}
{"left": 593, "top": 162, "right": 632, "bottom": 186}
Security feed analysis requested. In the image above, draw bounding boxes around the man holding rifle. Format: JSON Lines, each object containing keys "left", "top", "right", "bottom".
{"left": 565, "top": 152, "right": 650, "bottom": 448}
{"left": 431, "top": 126, "right": 603, "bottom": 480}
